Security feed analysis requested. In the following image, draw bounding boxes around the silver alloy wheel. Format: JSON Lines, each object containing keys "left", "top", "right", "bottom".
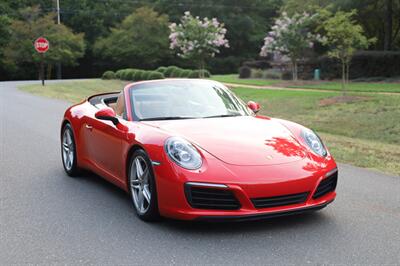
{"left": 130, "top": 156, "right": 151, "bottom": 214}
{"left": 62, "top": 129, "right": 74, "bottom": 171}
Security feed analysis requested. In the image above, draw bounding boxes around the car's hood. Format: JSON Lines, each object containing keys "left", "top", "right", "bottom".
{"left": 143, "top": 116, "right": 307, "bottom": 166}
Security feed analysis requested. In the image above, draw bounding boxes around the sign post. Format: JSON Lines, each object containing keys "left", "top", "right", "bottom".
{"left": 34, "top": 37, "right": 49, "bottom": 86}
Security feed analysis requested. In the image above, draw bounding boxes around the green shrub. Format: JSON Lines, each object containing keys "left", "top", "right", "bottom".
{"left": 179, "top": 69, "right": 193, "bottom": 78}
{"left": 119, "top": 69, "right": 136, "bottom": 80}
{"left": 141, "top": 71, "right": 152, "bottom": 80}
{"left": 147, "top": 71, "right": 165, "bottom": 80}
{"left": 170, "top": 68, "right": 184, "bottom": 77}
{"left": 264, "top": 69, "right": 281, "bottom": 79}
{"left": 251, "top": 69, "right": 263, "bottom": 79}
{"left": 239, "top": 66, "right": 251, "bottom": 78}
{"left": 126, "top": 69, "right": 139, "bottom": 80}
{"left": 155, "top": 66, "right": 168, "bottom": 74}
{"left": 164, "top": 66, "right": 181, "bottom": 77}
{"left": 133, "top": 70, "right": 145, "bottom": 81}
{"left": 115, "top": 69, "right": 125, "bottom": 79}
{"left": 101, "top": 71, "right": 116, "bottom": 80}
{"left": 188, "top": 69, "right": 211, "bottom": 78}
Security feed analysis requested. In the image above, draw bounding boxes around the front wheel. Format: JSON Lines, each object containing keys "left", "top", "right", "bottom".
{"left": 128, "top": 149, "right": 160, "bottom": 222}
{"left": 61, "top": 123, "right": 80, "bottom": 177}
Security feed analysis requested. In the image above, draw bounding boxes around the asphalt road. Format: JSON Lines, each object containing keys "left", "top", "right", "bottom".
{"left": 1, "top": 80, "right": 399, "bottom": 265}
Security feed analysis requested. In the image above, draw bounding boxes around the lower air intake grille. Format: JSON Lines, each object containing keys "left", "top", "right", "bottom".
{"left": 313, "top": 170, "right": 338, "bottom": 199}
{"left": 251, "top": 192, "right": 309, "bottom": 209}
{"left": 185, "top": 186, "right": 241, "bottom": 210}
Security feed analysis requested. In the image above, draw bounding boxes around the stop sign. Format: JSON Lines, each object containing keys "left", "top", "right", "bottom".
{"left": 34, "top": 37, "right": 49, "bottom": 53}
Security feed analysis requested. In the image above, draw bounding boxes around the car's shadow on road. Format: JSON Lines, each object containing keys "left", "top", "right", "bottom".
{"left": 75, "top": 171, "right": 334, "bottom": 234}
{"left": 160, "top": 211, "right": 331, "bottom": 234}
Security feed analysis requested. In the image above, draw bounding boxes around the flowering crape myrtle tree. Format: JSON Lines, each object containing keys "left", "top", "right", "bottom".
{"left": 260, "top": 12, "right": 322, "bottom": 81}
{"left": 169, "top": 11, "right": 229, "bottom": 77}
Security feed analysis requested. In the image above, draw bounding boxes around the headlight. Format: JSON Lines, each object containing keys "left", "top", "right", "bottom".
{"left": 165, "top": 137, "right": 202, "bottom": 170}
{"left": 302, "top": 129, "right": 327, "bottom": 157}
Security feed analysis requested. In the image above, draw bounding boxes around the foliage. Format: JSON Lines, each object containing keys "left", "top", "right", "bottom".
{"left": 315, "top": 51, "right": 400, "bottom": 80}
{"left": 155, "top": 66, "right": 168, "bottom": 74}
{"left": 115, "top": 69, "right": 125, "bottom": 79}
{"left": 94, "top": 7, "right": 170, "bottom": 69}
{"left": 164, "top": 66, "right": 181, "bottom": 77}
{"left": 2, "top": 6, "right": 85, "bottom": 77}
{"left": 134, "top": 70, "right": 146, "bottom": 81}
{"left": 126, "top": 69, "right": 138, "bottom": 80}
{"left": 112, "top": 68, "right": 165, "bottom": 81}
{"left": 179, "top": 69, "right": 193, "bottom": 77}
{"left": 147, "top": 71, "right": 165, "bottom": 80}
{"left": 239, "top": 66, "right": 252, "bottom": 78}
{"left": 319, "top": 10, "right": 375, "bottom": 93}
{"left": 170, "top": 68, "right": 183, "bottom": 77}
{"left": 260, "top": 12, "right": 322, "bottom": 80}
{"left": 188, "top": 69, "right": 211, "bottom": 78}
{"left": 0, "top": 15, "right": 11, "bottom": 55}
{"left": 169, "top": 11, "right": 229, "bottom": 74}
{"left": 119, "top": 69, "right": 135, "bottom": 80}
{"left": 101, "top": 71, "right": 116, "bottom": 80}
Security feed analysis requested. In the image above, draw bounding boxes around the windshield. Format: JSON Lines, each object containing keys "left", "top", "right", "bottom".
{"left": 129, "top": 80, "right": 253, "bottom": 121}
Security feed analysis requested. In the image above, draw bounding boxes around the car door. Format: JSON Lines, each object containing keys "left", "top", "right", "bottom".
{"left": 84, "top": 114, "right": 126, "bottom": 182}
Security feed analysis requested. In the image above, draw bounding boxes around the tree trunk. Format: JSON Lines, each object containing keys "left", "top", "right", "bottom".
{"left": 292, "top": 59, "right": 298, "bottom": 81}
{"left": 384, "top": 0, "right": 393, "bottom": 50}
{"left": 199, "top": 57, "right": 205, "bottom": 78}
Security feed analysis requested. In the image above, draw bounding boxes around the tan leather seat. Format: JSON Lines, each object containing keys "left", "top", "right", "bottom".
{"left": 114, "top": 92, "right": 125, "bottom": 116}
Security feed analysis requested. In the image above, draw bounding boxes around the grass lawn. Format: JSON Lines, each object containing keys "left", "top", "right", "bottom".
{"left": 211, "top": 74, "right": 400, "bottom": 93}
{"left": 211, "top": 74, "right": 280, "bottom": 86}
{"left": 287, "top": 81, "right": 400, "bottom": 93}
{"left": 20, "top": 79, "right": 400, "bottom": 176}
{"left": 20, "top": 79, "right": 129, "bottom": 103}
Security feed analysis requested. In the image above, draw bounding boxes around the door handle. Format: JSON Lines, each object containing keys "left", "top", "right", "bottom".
{"left": 85, "top": 124, "right": 93, "bottom": 130}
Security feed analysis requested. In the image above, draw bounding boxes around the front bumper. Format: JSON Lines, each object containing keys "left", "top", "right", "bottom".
{"left": 154, "top": 155, "right": 338, "bottom": 221}
{"left": 196, "top": 198, "right": 334, "bottom": 222}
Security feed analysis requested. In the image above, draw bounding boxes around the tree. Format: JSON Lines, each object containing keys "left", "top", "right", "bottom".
{"left": 320, "top": 10, "right": 375, "bottom": 94}
{"left": 94, "top": 7, "right": 170, "bottom": 69}
{"left": 260, "top": 12, "right": 322, "bottom": 81}
{"left": 3, "top": 6, "right": 85, "bottom": 79}
{"left": 155, "top": 0, "right": 283, "bottom": 72}
{"left": 384, "top": 0, "right": 393, "bottom": 50}
{"left": 0, "top": 15, "right": 11, "bottom": 59}
{"left": 169, "top": 11, "right": 229, "bottom": 75}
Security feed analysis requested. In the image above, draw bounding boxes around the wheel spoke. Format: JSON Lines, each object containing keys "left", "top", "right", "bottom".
{"left": 142, "top": 167, "right": 149, "bottom": 183}
{"left": 130, "top": 179, "right": 140, "bottom": 189}
{"left": 63, "top": 142, "right": 69, "bottom": 152}
{"left": 135, "top": 158, "right": 143, "bottom": 178}
{"left": 66, "top": 131, "right": 72, "bottom": 145}
{"left": 137, "top": 188, "right": 144, "bottom": 211}
{"left": 143, "top": 185, "right": 151, "bottom": 203}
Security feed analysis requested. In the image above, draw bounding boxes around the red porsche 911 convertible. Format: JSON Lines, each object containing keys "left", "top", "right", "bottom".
{"left": 61, "top": 79, "right": 337, "bottom": 222}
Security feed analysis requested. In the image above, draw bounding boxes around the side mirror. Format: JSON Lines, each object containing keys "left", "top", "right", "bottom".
{"left": 95, "top": 107, "right": 119, "bottom": 126}
{"left": 247, "top": 101, "right": 260, "bottom": 114}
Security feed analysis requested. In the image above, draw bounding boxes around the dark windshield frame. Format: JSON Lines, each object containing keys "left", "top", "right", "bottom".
{"left": 128, "top": 79, "right": 253, "bottom": 122}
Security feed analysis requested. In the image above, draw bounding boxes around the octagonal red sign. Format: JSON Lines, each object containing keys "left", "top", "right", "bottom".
{"left": 34, "top": 37, "right": 49, "bottom": 53}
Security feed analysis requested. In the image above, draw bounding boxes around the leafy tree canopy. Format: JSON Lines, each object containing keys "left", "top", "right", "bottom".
{"left": 94, "top": 7, "right": 170, "bottom": 69}
{"left": 3, "top": 6, "right": 85, "bottom": 70}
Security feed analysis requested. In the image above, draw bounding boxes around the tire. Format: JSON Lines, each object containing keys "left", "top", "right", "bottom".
{"left": 128, "top": 149, "right": 160, "bottom": 221}
{"left": 61, "top": 123, "right": 80, "bottom": 177}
